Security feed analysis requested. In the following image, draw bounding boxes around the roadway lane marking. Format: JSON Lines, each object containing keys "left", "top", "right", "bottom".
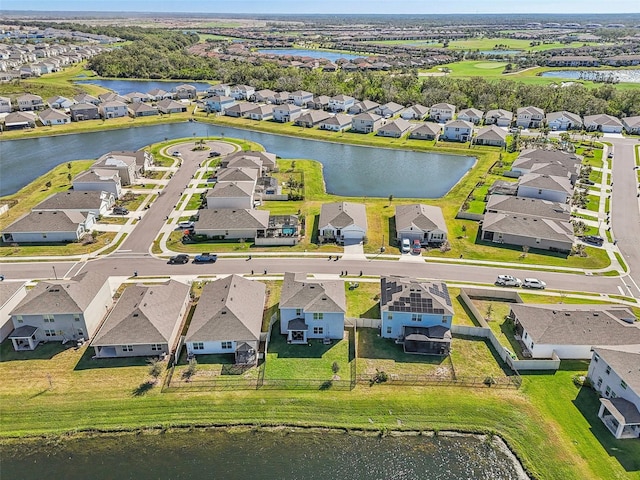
{"left": 63, "top": 262, "right": 80, "bottom": 278}
{"left": 617, "top": 285, "right": 625, "bottom": 296}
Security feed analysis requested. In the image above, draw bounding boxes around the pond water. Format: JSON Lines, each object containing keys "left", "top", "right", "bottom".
{"left": 0, "top": 430, "right": 526, "bottom": 480}
{"left": 0, "top": 122, "right": 475, "bottom": 199}
{"left": 257, "top": 48, "right": 361, "bottom": 62}
{"left": 540, "top": 69, "right": 640, "bottom": 83}
{"left": 74, "top": 79, "right": 214, "bottom": 95}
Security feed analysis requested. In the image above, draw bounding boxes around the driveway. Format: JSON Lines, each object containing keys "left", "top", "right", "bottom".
{"left": 342, "top": 239, "right": 366, "bottom": 260}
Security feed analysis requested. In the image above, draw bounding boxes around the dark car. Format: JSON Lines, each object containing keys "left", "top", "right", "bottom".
{"left": 582, "top": 235, "right": 604, "bottom": 246}
{"left": 168, "top": 254, "right": 190, "bottom": 264}
{"left": 209, "top": 151, "right": 221, "bottom": 157}
{"left": 112, "top": 206, "right": 129, "bottom": 215}
{"left": 193, "top": 253, "right": 217, "bottom": 263}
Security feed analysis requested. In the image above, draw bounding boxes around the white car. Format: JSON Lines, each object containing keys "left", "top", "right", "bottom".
{"left": 177, "top": 221, "right": 194, "bottom": 229}
{"left": 523, "top": 278, "right": 546, "bottom": 289}
{"left": 495, "top": 275, "right": 522, "bottom": 287}
{"left": 401, "top": 238, "right": 411, "bottom": 253}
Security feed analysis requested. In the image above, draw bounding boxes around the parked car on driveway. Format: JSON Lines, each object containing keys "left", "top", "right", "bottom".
{"left": 112, "top": 206, "right": 129, "bottom": 215}
{"left": 193, "top": 253, "right": 217, "bottom": 263}
{"left": 178, "top": 221, "right": 194, "bottom": 229}
{"left": 401, "top": 238, "right": 410, "bottom": 253}
{"left": 523, "top": 278, "right": 546, "bottom": 289}
{"left": 412, "top": 239, "right": 422, "bottom": 255}
{"left": 495, "top": 275, "right": 522, "bottom": 287}
{"left": 581, "top": 235, "right": 604, "bottom": 246}
{"left": 168, "top": 254, "right": 190, "bottom": 264}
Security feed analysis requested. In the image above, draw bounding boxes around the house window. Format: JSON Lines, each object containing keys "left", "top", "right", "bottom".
{"left": 597, "top": 377, "right": 602, "bottom": 387}
{"left": 605, "top": 366, "right": 611, "bottom": 375}
{"left": 77, "top": 330, "right": 84, "bottom": 337}
{"left": 193, "top": 342, "right": 204, "bottom": 350}
{"left": 151, "top": 344, "right": 162, "bottom": 351}
{"left": 605, "top": 386, "right": 611, "bottom": 396}
{"left": 386, "top": 326, "right": 392, "bottom": 334}
{"left": 530, "top": 342, "right": 534, "bottom": 349}
{"left": 535, "top": 238, "right": 541, "bottom": 244}
{"left": 295, "top": 309, "right": 302, "bottom": 316}
{"left": 43, "top": 314, "right": 55, "bottom": 323}
{"left": 537, "top": 189, "right": 542, "bottom": 195}
{"left": 16, "top": 315, "right": 23, "bottom": 324}
{"left": 221, "top": 341, "right": 232, "bottom": 350}
{"left": 313, "top": 312, "right": 324, "bottom": 320}
{"left": 313, "top": 327, "right": 324, "bottom": 335}
{"left": 524, "top": 332, "right": 527, "bottom": 339}
{"left": 621, "top": 381, "right": 627, "bottom": 390}
{"left": 122, "top": 345, "right": 133, "bottom": 352}
{"left": 611, "top": 391, "right": 617, "bottom": 399}
{"left": 411, "top": 313, "right": 421, "bottom": 322}
{"left": 593, "top": 353, "right": 599, "bottom": 362}
{"left": 387, "top": 313, "right": 393, "bottom": 320}
{"left": 442, "top": 317, "right": 448, "bottom": 324}
{"left": 74, "top": 314, "right": 81, "bottom": 322}
{"left": 44, "top": 329, "right": 56, "bottom": 337}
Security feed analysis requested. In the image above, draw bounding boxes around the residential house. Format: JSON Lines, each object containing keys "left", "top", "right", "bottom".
{"left": 588, "top": 348, "right": 640, "bottom": 439}
{"left": 380, "top": 276, "right": 454, "bottom": 355}
{"left": 395, "top": 204, "right": 447, "bottom": 246}
{"left": 622, "top": 116, "right": 640, "bottom": 135}
{"left": 206, "top": 181, "right": 255, "bottom": 210}
{"left": 375, "top": 101, "right": 404, "bottom": 118}
{"left": 99, "top": 101, "right": 128, "bottom": 119}
{"left": 46, "top": 95, "right": 75, "bottom": 109}
{"left": 230, "top": 85, "right": 255, "bottom": 101}
{"left": 510, "top": 304, "right": 640, "bottom": 359}
{"left": 517, "top": 173, "right": 573, "bottom": 203}
{"left": 0, "top": 282, "right": 28, "bottom": 343}
{"left": 273, "top": 104, "right": 302, "bottom": 123}
{"left": 290, "top": 90, "right": 314, "bottom": 107}
{"left": 252, "top": 89, "right": 276, "bottom": 103}
{"left": 8, "top": 272, "right": 112, "bottom": 351}
{"left": 194, "top": 208, "right": 270, "bottom": 240}
{"left": 94, "top": 152, "right": 138, "bottom": 185}
{"left": 328, "top": 94, "right": 355, "bottom": 112}
{"left": 128, "top": 102, "right": 158, "bottom": 117}
{"left": 546, "top": 111, "right": 583, "bottom": 131}
{"left": 38, "top": 108, "right": 70, "bottom": 125}
{"left": 69, "top": 102, "right": 100, "bottom": 121}
{"left": 409, "top": 122, "right": 441, "bottom": 140}
{"left": 146, "top": 88, "right": 172, "bottom": 101}
{"left": 123, "top": 92, "right": 149, "bottom": 103}
{"left": 174, "top": 84, "right": 197, "bottom": 100}
{"left": 376, "top": 118, "right": 413, "bottom": 138}
{"left": 103, "top": 150, "right": 153, "bottom": 175}
{"left": 279, "top": 272, "right": 346, "bottom": 344}
{"left": 98, "top": 92, "right": 127, "bottom": 104}
{"left": 442, "top": 119, "right": 473, "bottom": 142}
{"left": 457, "top": 108, "right": 484, "bottom": 125}
{"left": 318, "top": 202, "right": 367, "bottom": 244}
{"left": 485, "top": 194, "right": 571, "bottom": 222}
{"left": 157, "top": 99, "right": 187, "bottom": 114}
{"left": 348, "top": 100, "right": 379, "bottom": 115}
{"left": 604, "top": 54, "right": 640, "bottom": 66}
{"left": 247, "top": 104, "right": 274, "bottom": 121}
{"left": 511, "top": 149, "right": 582, "bottom": 176}
{"left": 546, "top": 55, "right": 600, "bottom": 67}
{"left": 484, "top": 109, "right": 513, "bottom": 127}
{"left": 204, "top": 95, "right": 236, "bottom": 113}
{"left": 307, "top": 95, "right": 330, "bottom": 110}
{"left": 351, "top": 112, "right": 384, "bottom": 133}
{"left": 0, "top": 96, "right": 12, "bottom": 113}
{"left": 294, "top": 110, "right": 331, "bottom": 128}
{"left": 480, "top": 212, "right": 574, "bottom": 253}
{"left": 185, "top": 275, "right": 265, "bottom": 365}
{"left": 400, "top": 104, "right": 429, "bottom": 120}
{"left": 429, "top": 103, "right": 456, "bottom": 122}
{"left": 34, "top": 190, "right": 115, "bottom": 216}
{"left": 210, "top": 83, "right": 231, "bottom": 97}
{"left": 272, "top": 91, "right": 290, "bottom": 105}
{"left": 516, "top": 106, "right": 545, "bottom": 129}
{"left": 2, "top": 210, "right": 96, "bottom": 244}
{"left": 224, "top": 102, "right": 254, "bottom": 118}
{"left": 2, "top": 111, "right": 37, "bottom": 129}
{"left": 474, "top": 125, "right": 507, "bottom": 147}
{"left": 319, "top": 113, "right": 352, "bottom": 131}
{"left": 222, "top": 150, "right": 276, "bottom": 173}
{"left": 91, "top": 280, "right": 190, "bottom": 358}
{"left": 16, "top": 93, "right": 44, "bottom": 111}
{"left": 73, "top": 169, "right": 122, "bottom": 198}
{"left": 74, "top": 93, "right": 99, "bottom": 105}
{"left": 583, "top": 114, "right": 624, "bottom": 133}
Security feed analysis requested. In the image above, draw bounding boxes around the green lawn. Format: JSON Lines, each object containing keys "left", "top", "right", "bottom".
{"left": 0, "top": 232, "right": 116, "bottom": 257}
{"left": 185, "top": 193, "right": 205, "bottom": 210}
{"left": 345, "top": 282, "right": 380, "bottom": 319}
{"left": 586, "top": 194, "right": 600, "bottom": 212}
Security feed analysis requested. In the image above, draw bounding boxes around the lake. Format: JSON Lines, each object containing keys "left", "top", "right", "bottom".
{"left": 257, "top": 48, "right": 361, "bottom": 62}
{"left": 74, "top": 79, "right": 214, "bottom": 95}
{"left": 540, "top": 69, "right": 640, "bottom": 83}
{"left": 0, "top": 123, "right": 475, "bottom": 199}
{"left": 0, "top": 430, "right": 527, "bottom": 480}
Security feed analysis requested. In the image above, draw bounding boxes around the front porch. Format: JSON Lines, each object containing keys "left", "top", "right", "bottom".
{"left": 8, "top": 325, "right": 39, "bottom": 351}
{"left": 286, "top": 318, "right": 309, "bottom": 344}
{"left": 599, "top": 398, "right": 640, "bottom": 439}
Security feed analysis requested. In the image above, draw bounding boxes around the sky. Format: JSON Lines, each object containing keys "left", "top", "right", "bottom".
{"left": 1, "top": 0, "right": 639, "bottom": 14}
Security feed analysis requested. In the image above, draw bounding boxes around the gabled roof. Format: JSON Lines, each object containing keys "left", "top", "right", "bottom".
{"left": 410, "top": 122, "right": 441, "bottom": 136}
{"left": 431, "top": 102, "right": 455, "bottom": 111}
{"left": 330, "top": 94, "right": 354, "bottom": 102}
{"left": 274, "top": 103, "right": 301, "bottom": 113}
{"left": 377, "top": 118, "right": 412, "bottom": 134}
{"left": 207, "top": 181, "right": 254, "bottom": 198}
{"left": 511, "top": 304, "right": 640, "bottom": 346}
{"left": 195, "top": 208, "right": 269, "bottom": 230}
{"left": 69, "top": 102, "right": 98, "bottom": 112}
{"left": 444, "top": 119, "right": 473, "bottom": 129}
{"left": 3, "top": 210, "right": 89, "bottom": 233}
{"left": 395, "top": 204, "right": 447, "bottom": 233}
{"left": 225, "top": 151, "right": 277, "bottom": 170}
{"left": 351, "top": 100, "right": 379, "bottom": 111}
{"left": 280, "top": 272, "right": 346, "bottom": 313}
{"left": 458, "top": 107, "right": 484, "bottom": 118}
{"left": 91, "top": 280, "right": 189, "bottom": 346}
{"left": 11, "top": 271, "right": 108, "bottom": 315}
{"left": 296, "top": 110, "right": 331, "bottom": 124}
{"left": 513, "top": 149, "right": 581, "bottom": 171}
{"left": 157, "top": 99, "right": 185, "bottom": 109}
{"left": 95, "top": 152, "right": 137, "bottom": 169}
{"left": 379, "top": 101, "right": 404, "bottom": 113}
{"left": 34, "top": 190, "right": 109, "bottom": 211}
{"left": 129, "top": 103, "right": 158, "bottom": 114}
{"left": 482, "top": 212, "right": 574, "bottom": 243}
{"left": 546, "top": 111, "right": 583, "bottom": 125}
{"left": 485, "top": 109, "right": 513, "bottom": 120}
{"left": 380, "top": 276, "right": 454, "bottom": 316}
{"left": 247, "top": 104, "right": 274, "bottom": 115}
{"left": 517, "top": 106, "right": 545, "bottom": 116}
{"left": 216, "top": 167, "right": 258, "bottom": 183}
{"left": 319, "top": 202, "right": 368, "bottom": 230}
{"left": 73, "top": 168, "right": 120, "bottom": 183}
{"left": 38, "top": 108, "right": 69, "bottom": 121}
{"left": 485, "top": 194, "right": 571, "bottom": 221}
{"left": 583, "top": 114, "right": 623, "bottom": 127}
{"left": 518, "top": 173, "right": 573, "bottom": 194}
{"left": 622, "top": 116, "right": 640, "bottom": 128}
{"left": 476, "top": 125, "right": 507, "bottom": 141}
{"left": 593, "top": 347, "right": 640, "bottom": 393}
{"left": 352, "top": 112, "right": 382, "bottom": 122}
{"left": 405, "top": 104, "right": 429, "bottom": 115}
{"left": 185, "top": 275, "right": 265, "bottom": 342}
{"left": 320, "top": 114, "right": 351, "bottom": 126}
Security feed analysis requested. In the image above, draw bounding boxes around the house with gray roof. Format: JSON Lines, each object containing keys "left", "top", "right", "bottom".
{"left": 72, "top": 168, "right": 122, "bottom": 198}
{"left": 224, "top": 102, "right": 254, "bottom": 118}
{"left": 279, "top": 272, "right": 346, "bottom": 344}
{"left": 69, "top": 102, "right": 100, "bottom": 121}
{"left": 328, "top": 94, "right": 355, "bottom": 112}
{"left": 123, "top": 92, "right": 149, "bottom": 103}
{"left": 546, "top": 111, "right": 583, "bottom": 131}
{"left": 230, "top": 84, "right": 255, "bottom": 101}
{"left": 99, "top": 100, "right": 128, "bottom": 119}
{"left": 457, "top": 108, "right": 484, "bottom": 125}
{"left": 481, "top": 212, "right": 574, "bottom": 253}
{"left": 395, "top": 204, "right": 447, "bottom": 246}
{"left": 185, "top": 275, "right": 265, "bottom": 365}
{"left": 16, "top": 93, "right": 44, "bottom": 111}
{"left": 294, "top": 110, "right": 332, "bottom": 128}
{"left": 174, "top": 84, "right": 197, "bottom": 100}
{"left": 409, "top": 122, "right": 441, "bottom": 140}
{"left": 8, "top": 271, "right": 111, "bottom": 351}
{"left": 351, "top": 112, "right": 384, "bottom": 133}
{"left": 0, "top": 282, "right": 28, "bottom": 343}
{"left": 348, "top": 100, "right": 379, "bottom": 115}
{"left": 510, "top": 304, "right": 640, "bottom": 359}
{"left": 34, "top": 190, "right": 115, "bottom": 216}
{"left": 210, "top": 83, "right": 232, "bottom": 98}
{"left": 380, "top": 276, "right": 454, "bottom": 355}
{"left": 474, "top": 125, "right": 507, "bottom": 147}
{"left": 622, "top": 116, "right": 640, "bottom": 135}
{"left": 400, "top": 104, "right": 429, "bottom": 120}
{"left": 215, "top": 167, "right": 259, "bottom": 184}
{"left": 485, "top": 194, "right": 571, "bottom": 221}
{"left": 206, "top": 181, "right": 255, "bottom": 210}
{"left": 222, "top": 151, "right": 276, "bottom": 173}
{"left": 128, "top": 102, "right": 158, "bottom": 117}
{"left": 251, "top": 88, "right": 276, "bottom": 103}
{"left": 0, "top": 96, "right": 12, "bottom": 114}
{"left": 318, "top": 202, "right": 368, "bottom": 244}
{"left": 272, "top": 91, "right": 290, "bottom": 105}
{"left": 247, "top": 104, "right": 274, "bottom": 121}
{"left": 74, "top": 93, "right": 100, "bottom": 105}
{"left": 94, "top": 151, "right": 138, "bottom": 185}
{"left": 2, "top": 210, "right": 96, "bottom": 244}
{"left": 442, "top": 119, "right": 473, "bottom": 142}
{"left": 516, "top": 106, "right": 545, "bottom": 129}
{"left": 98, "top": 92, "right": 128, "bottom": 104}
{"left": 484, "top": 109, "right": 513, "bottom": 127}
{"left": 588, "top": 347, "right": 640, "bottom": 439}
{"left": 375, "top": 102, "right": 404, "bottom": 118}
{"left": 430, "top": 103, "right": 456, "bottom": 122}
{"left": 511, "top": 149, "right": 582, "bottom": 176}
{"left": 319, "top": 113, "right": 352, "bottom": 131}
{"left": 105, "top": 150, "right": 153, "bottom": 174}
{"left": 517, "top": 173, "right": 573, "bottom": 203}
{"left": 376, "top": 118, "right": 413, "bottom": 138}
{"left": 157, "top": 99, "right": 186, "bottom": 114}
{"left": 2, "top": 111, "right": 37, "bottom": 129}
{"left": 290, "top": 90, "right": 314, "bottom": 107}
{"left": 147, "top": 88, "right": 173, "bottom": 101}
{"left": 273, "top": 103, "right": 302, "bottom": 123}
{"left": 306, "top": 95, "right": 330, "bottom": 110}
{"left": 204, "top": 95, "right": 236, "bottom": 113}
{"left": 91, "top": 280, "right": 190, "bottom": 358}
{"left": 583, "top": 114, "right": 624, "bottom": 133}
{"left": 194, "top": 208, "right": 270, "bottom": 240}
{"left": 46, "top": 95, "right": 75, "bottom": 109}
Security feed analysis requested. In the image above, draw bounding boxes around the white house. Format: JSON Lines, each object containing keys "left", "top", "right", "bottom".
{"left": 33, "top": 190, "right": 115, "bottom": 216}
{"left": 517, "top": 173, "right": 573, "bottom": 203}
{"left": 289, "top": 90, "right": 314, "bottom": 107}
{"left": 38, "top": 108, "right": 71, "bottom": 126}
{"left": 0, "top": 96, "right": 13, "bottom": 113}
{"left": 622, "top": 116, "right": 640, "bottom": 135}
{"left": 99, "top": 100, "right": 128, "bottom": 119}
{"left": 583, "top": 114, "right": 624, "bottom": 133}
{"left": 516, "top": 106, "right": 545, "bottom": 129}
{"left": 272, "top": 104, "right": 302, "bottom": 123}
{"left": 230, "top": 85, "right": 255, "bottom": 100}
{"left": 429, "top": 103, "right": 455, "bottom": 122}
{"left": 328, "top": 94, "right": 355, "bottom": 112}
{"left": 194, "top": 208, "right": 270, "bottom": 241}
{"left": 375, "top": 102, "right": 404, "bottom": 118}
{"left": 395, "top": 204, "right": 447, "bottom": 245}
{"left": 0, "top": 282, "right": 28, "bottom": 343}
{"left": 484, "top": 109, "right": 513, "bottom": 127}
{"left": 2, "top": 210, "right": 96, "bottom": 244}
{"left": 546, "top": 111, "right": 583, "bottom": 131}
{"left": 206, "top": 181, "right": 255, "bottom": 209}
{"left": 457, "top": 108, "right": 484, "bottom": 125}
{"left": 72, "top": 169, "right": 122, "bottom": 198}
{"left": 474, "top": 125, "right": 507, "bottom": 147}
{"left": 319, "top": 114, "right": 352, "bottom": 131}
{"left": 442, "top": 119, "right": 473, "bottom": 142}
{"left": 400, "top": 104, "right": 429, "bottom": 120}
{"left": 318, "top": 202, "right": 368, "bottom": 244}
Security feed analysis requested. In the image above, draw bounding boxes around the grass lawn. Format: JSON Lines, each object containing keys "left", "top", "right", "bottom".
{"left": 0, "top": 232, "right": 116, "bottom": 257}
{"left": 345, "top": 281, "right": 380, "bottom": 318}
{"left": 185, "top": 193, "right": 205, "bottom": 210}
{"left": 118, "top": 193, "right": 147, "bottom": 211}
{"left": 586, "top": 194, "right": 600, "bottom": 212}
{"left": 589, "top": 169, "right": 603, "bottom": 185}
{"left": 98, "top": 216, "right": 129, "bottom": 225}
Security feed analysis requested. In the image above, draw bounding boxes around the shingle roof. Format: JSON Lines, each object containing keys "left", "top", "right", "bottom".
{"left": 216, "top": 167, "right": 258, "bottom": 183}
{"left": 513, "top": 149, "right": 581, "bottom": 171}
{"left": 353, "top": 112, "right": 383, "bottom": 122}
{"left": 485, "top": 109, "right": 513, "bottom": 121}
{"left": 482, "top": 212, "right": 574, "bottom": 243}
{"left": 431, "top": 103, "right": 455, "bottom": 110}
{"left": 320, "top": 114, "right": 351, "bottom": 126}
{"left": 185, "top": 275, "right": 265, "bottom": 342}
{"left": 91, "top": 280, "right": 189, "bottom": 346}
{"left": 3, "top": 210, "right": 88, "bottom": 233}
{"left": 395, "top": 204, "right": 447, "bottom": 233}
{"left": 296, "top": 110, "right": 331, "bottom": 124}
{"left": 476, "top": 125, "right": 507, "bottom": 141}
{"left": 195, "top": 208, "right": 269, "bottom": 230}
{"left": 378, "top": 118, "right": 412, "bottom": 134}
{"left": 594, "top": 347, "right": 640, "bottom": 393}
{"left": 444, "top": 119, "right": 473, "bottom": 129}
{"left": 34, "top": 190, "right": 107, "bottom": 211}
{"left": 518, "top": 173, "right": 573, "bottom": 194}
{"left": 38, "top": 108, "right": 69, "bottom": 121}
{"left": 319, "top": 202, "right": 368, "bottom": 230}
{"left": 280, "top": 272, "right": 346, "bottom": 313}
{"left": 73, "top": 169, "right": 120, "bottom": 183}
{"left": 583, "top": 114, "right": 623, "bottom": 127}
{"left": 207, "top": 181, "right": 254, "bottom": 198}
{"left": 485, "top": 194, "right": 571, "bottom": 221}
{"left": 458, "top": 108, "right": 484, "bottom": 118}
{"left": 224, "top": 151, "right": 276, "bottom": 170}
{"left": 511, "top": 304, "right": 640, "bottom": 346}
{"left": 410, "top": 122, "right": 441, "bottom": 136}
{"left": 546, "top": 111, "right": 583, "bottom": 125}
{"left": 380, "top": 276, "right": 454, "bottom": 316}
{"left": 517, "top": 106, "right": 545, "bottom": 116}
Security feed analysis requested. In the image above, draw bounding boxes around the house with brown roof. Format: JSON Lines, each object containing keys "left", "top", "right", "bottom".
{"left": 279, "top": 272, "right": 346, "bottom": 344}
{"left": 8, "top": 272, "right": 112, "bottom": 351}
{"left": 376, "top": 118, "right": 413, "bottom": 138}
{"left": 588, "top": 347, "right": 640, "bottom": 439}
{"left": 319, "top": 113, "right": 352, "bottom": 131}
{"left": 185, "top": 275, "right": 266, "bottom": 365}
{"left": 318, "top": 202, "right": 367, "bottom": 244}
{"left": 91, "top": 280, "right": 190, "bottom": 358}
{"left": 294, "top": 110, "right": 332, "bottom": 128}
{"left": 474, "top": 125, "right": 507, "bottom": 147}
{"left": 69, "top": 102, "right": 100, "bottom": 121}
{"left": 395, "top": 204, "right": 447, "bottom": 246}
{"left": 409, "top": 122, "right": 441, "bottom": 140}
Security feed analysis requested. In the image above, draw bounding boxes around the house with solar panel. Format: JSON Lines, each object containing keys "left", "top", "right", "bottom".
{"left": 380, "top": 276, "right": 454, "bottom": 355}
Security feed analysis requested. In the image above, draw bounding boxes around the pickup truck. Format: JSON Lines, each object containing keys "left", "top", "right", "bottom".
{"left": 193, "top": 253, "right": 217, "bottom": 263}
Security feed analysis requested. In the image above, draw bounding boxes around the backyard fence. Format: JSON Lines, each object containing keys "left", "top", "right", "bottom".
{"left": 355, "top": 373, "right": 521, "bottom": 389}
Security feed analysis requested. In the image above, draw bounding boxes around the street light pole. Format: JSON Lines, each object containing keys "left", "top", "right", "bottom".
{"left": 52, "top": 265, "right": 58, "bottom": 280}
